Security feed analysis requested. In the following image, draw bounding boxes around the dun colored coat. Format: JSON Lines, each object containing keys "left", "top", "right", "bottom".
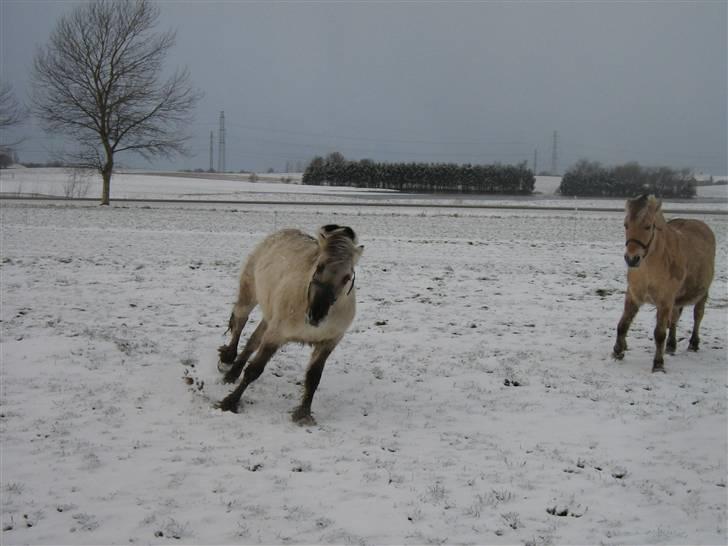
{"left": 613, "top": 194, "right": 716, "bottom": 372}
{"left": 217, "top": 224, "right": 363, "bottom": 424}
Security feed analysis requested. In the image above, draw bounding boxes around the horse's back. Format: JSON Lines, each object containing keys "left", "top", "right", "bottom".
{"left": 245, "top": 229, "right": 318, "bottom": 323}
{"left": 668, "top": 218, "right": 716, "bottom": 257}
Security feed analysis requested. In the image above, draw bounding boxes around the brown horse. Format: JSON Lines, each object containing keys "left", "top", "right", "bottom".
{"left": 217, "top": 224, "right": 363, "bottom": 424}
{"left": 612, "top": 194, "right": 716, "bottom": 372}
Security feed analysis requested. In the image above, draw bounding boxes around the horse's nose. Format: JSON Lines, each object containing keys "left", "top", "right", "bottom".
{"left": 624, "top": 254, "right": 641, "bottom": 268}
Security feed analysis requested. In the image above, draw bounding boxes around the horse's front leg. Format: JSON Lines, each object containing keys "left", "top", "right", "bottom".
{"left": 613, "top": 294, "right": 640, "bottom": 360}
{"left": 218, "top": 341, "right": 278, "bottom": 413}
{"left": 223, "top": 320, "right": 267, "bottom": 384}
{"left": 652, "top": 304, "right": 672, "bottom": 373}
{"left": 291, "top": 342, "right": 336, "bottom": 425}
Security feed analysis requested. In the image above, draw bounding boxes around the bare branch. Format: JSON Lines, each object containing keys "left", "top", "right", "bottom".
{"left": 0, "top": 81, "right": 27, "bottom": 130}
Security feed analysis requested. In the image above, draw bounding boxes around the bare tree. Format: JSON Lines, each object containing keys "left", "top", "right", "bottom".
{"left": 0, "top": 81, "right": 28, "bottom": 165}
{"left": 31, "top": 0, "right": 202, "bottom": 205}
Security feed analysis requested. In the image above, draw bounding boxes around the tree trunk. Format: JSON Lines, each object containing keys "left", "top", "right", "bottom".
{"left": 100, "top": 145, "right": 113, "bottom": 205}
{"left": 100, "top": 161, "right": 112, "bottom": 206}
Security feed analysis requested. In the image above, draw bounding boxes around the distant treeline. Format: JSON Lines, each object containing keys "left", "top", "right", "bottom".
{"left": 559, "top": 160, "right": 697, "bottom": 198}
{"left": 303, "top": 153, "right": 535, "bottom": 194}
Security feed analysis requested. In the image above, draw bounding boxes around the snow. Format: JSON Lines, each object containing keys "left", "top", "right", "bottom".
{"left": 1, "top": 173, "right": 727, "bottom": 545}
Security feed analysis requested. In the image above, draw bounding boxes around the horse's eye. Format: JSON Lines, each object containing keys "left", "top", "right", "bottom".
{"left": 341, "top": 275, "right": 351, "bottom": 286}
{"left": 316, "top": 264, "right": 325, "bottom": 275}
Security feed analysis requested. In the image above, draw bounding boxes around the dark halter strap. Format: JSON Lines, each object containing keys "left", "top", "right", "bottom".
{"left": 346, "top": 271, "right": 356, "bottom": 295}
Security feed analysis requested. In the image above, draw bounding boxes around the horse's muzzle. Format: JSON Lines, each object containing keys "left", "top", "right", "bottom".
{"left": 306, "top": 278, "right": 337, "bottom": 327}
{"left": 306, "top": 310, "right": 322, "bottom": 327}
{"left": 624, "top": 254, "right": 641, "bottom": 268}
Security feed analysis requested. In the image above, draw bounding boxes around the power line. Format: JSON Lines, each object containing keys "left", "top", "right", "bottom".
{"left": 191, "top": 120, "right": 526, "bottom": 148}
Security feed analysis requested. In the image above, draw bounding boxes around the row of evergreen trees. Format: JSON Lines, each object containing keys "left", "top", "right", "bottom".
{"left": 303, "top": 153, "right": 535, "bottom": 194}
{"left": 559, "top": 160, "right": 697, "bottom": 198}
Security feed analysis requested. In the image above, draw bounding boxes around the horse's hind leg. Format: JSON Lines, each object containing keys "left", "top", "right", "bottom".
{"left": 666, "top": 306, "right": 683, "bottom": 354}
{"left": 613, "top": 294, "right": 640, "bottom": 360}
{"left": 688, "top": 295, "right": 708, "bottom": 351}
{"left": 218, "top": 272, "right": 256, "bottom": 366}
{"left": 218, "top": 341, "right": 278, "bottom": 413}
{"left": 291, "top": 342, "right": 336, "bottom": 425}
{"left": 223, "top": 320, "right": 267, "bottom": 384}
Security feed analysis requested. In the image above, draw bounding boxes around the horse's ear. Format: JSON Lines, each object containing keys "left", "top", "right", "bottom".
{"left": 318, "top": 224, "right": 338, "bottom": 244}
{"left": 646, "top": 194, "right": 662, "bottom": 212}
{"left": 318, "top": 224, "right": 357, "bottom": 244}
{"left": 320, "top": 224, "right": 340, "bottom": 236}
{"left": 340, "top": 226, "right": 356, "bottom": 242}
{"left": 627, "top": 193, "right": 648, "bottom": 212}
{"left": 354, "top": 245, "right": 364, "bottom": 264}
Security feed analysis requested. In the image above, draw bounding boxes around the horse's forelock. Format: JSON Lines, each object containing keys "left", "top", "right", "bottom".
{"left": 626, "top": 194, "right": 657, "bottom": 221}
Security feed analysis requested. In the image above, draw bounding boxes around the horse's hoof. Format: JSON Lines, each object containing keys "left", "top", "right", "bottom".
{"left": 651, "top": 364, "right": 666, "bottom": 373}
{"left": 688, "top": 343, "right": 699, "bottom": 352}
{"left": 217, "top": 398, "right": 239, "bottom": 413}
{"left": 217, "top": 360, "right": 232, "bottom": 373}
{"left": 218, "top": 345, "right": 237, "bottom": 365}
{"left": 292, "top": 407, "right": 316, "bottom": 426}
{"left": 612, "top": 351, "right": 625, "bottom": 361}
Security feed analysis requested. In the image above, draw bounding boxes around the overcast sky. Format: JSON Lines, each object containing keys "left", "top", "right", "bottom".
{"left": 1, "top": 0, "right": 726, "bottom": 174}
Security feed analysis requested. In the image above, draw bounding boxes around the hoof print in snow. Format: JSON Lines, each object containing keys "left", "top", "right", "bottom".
{"left": 504, "top": 378, "right": 522, "bottom": 387}
{"left": 547, "top": 505, "right": 586, "bottom": 518}
{"left": 182, "top": 370, "right": 204, "bottom": 391}
{"left": 611, "top": 468, "right": 627, "bottom": 479}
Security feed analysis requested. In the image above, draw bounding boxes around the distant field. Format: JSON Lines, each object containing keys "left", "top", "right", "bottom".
{"left": 1, "top": 168, "right": 725, "bottom": 212}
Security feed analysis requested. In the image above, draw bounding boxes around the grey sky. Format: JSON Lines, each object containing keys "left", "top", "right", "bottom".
{"left": 1, "top": 0, "right": 726, "bottom": 174}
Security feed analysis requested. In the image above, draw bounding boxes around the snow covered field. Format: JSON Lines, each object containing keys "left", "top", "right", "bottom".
{"left": 1, "top": 178, "right": 727, "bottom": 544}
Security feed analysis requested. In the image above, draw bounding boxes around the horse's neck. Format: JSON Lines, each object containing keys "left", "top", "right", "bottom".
{"left": 645, "top": 221, "right": 677, "bottom": 265}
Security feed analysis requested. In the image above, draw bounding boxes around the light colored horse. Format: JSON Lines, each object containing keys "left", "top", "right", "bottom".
{"left": 217, "top": 224, "right": 363, "bottom": 424}
{"left": 613, "top": 194, "right": 716, "bottom": 372}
